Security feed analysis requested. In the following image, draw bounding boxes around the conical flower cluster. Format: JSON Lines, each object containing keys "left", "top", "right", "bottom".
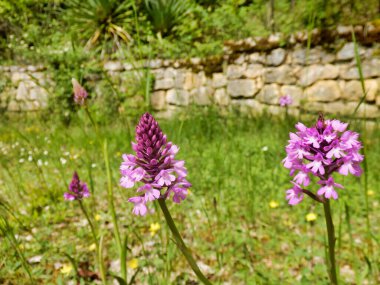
{"left": 283, "top": 115, "right": 363, "bottom": 205}
{"left": 120, "top": 113, "right": 191, "bottom": 216}
{"left": 72, "top": 78, "right": 88, "bottom": 106}
{"left": 64, "top": 171, "right": 90, "bottom": 201}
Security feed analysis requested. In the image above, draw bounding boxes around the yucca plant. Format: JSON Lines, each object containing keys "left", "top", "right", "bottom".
{"left": 67, "top": 0, "right": 133, "bottom": 52}
{"left": 144, "top": 0, "right": 193, "bottom": 37}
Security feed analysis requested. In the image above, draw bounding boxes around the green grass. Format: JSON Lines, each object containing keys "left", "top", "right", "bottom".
{"left": 0, "top": 109, "right": 379, "bottom": 284}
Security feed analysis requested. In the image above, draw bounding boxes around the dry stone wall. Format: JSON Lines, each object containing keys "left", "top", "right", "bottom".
{"left": 147, "top": 42, "right": 380, "bottom": 119}
{"left": 1, "top": 23, "right": 380, "bottom": 118}
{"left": 0, "top": 65, "right": 49, "bottom": 112}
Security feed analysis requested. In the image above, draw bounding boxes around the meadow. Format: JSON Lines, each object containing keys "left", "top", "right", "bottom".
{"left": 0, "top": 109, "right": 379, "bottom": 284}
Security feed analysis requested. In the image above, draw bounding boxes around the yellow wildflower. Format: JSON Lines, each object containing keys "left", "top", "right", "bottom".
{"left": 367, "top": 190, "right": 375, "bottom": 196}
{"left": 94, "top": 214, "right": 101, "bottom": 221}
{"left": 88, "top": 243, "right": 96, "bottom": 251}
{"left": 306, "top": 212, "right": 317, "bottom": 222}
{"left": 269, "top": 200, "right": 279, "bottom": 209}
{"left": 60, "top": 263, "right": 73, "bottom": 275}
{"left": 149, "top": 223, "right": 161, "bottom": 236}
{"left": 127, "top": 258, "right": 139, "bottom": 269}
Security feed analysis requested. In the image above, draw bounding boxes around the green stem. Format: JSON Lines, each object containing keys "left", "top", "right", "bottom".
{"left": 158, "top": 199, "right": 212, "bottom": 285}
{"left": 323, "top": 200, "right": 338, "bottom": 285}
{"left": 78, "top": 200, "right": 107, "bottom": 284}
{"left": 103, "top": 140, "right": 126, "bottom": 281}
{"left": 78, "top": 200, "right": 97, "bottom": 242}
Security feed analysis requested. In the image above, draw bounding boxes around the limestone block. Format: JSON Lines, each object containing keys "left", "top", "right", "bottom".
{"left": 231, "top": 99, "right": 265, "bottom": 116}
{"left": 104, "top": 61, "right": 124, "bottom": 71}
{"left": 11, "top": 72, "right": 30, "bottom": 84}
{"left": 264, "top": 65, "right": 297, "bottom": 84}
{"left": 266, "top": 48, "right": 286, "bottom": 66}
{"left": 305, "top": 80, "right": 341, "bottom": 102}
{"left": 193, "top": 71, "right": 207, "bottom": 88}
{"left": 7, "top": 100, "right": 20, "bottom": 112}
{"left": 212, "top": 73, "right": 227, "bottom": 88}
{"left": 348, "top": 102, "right": 379, "bottom": 119}
{"left": 151, "top": 91, "right": 166, "bottom": 110}
{"left": 175, "top": 71, "right": 193, "bottom": 90}
{"left": 147, "top": 59, "right": 162, "bottom": 69}
{"left": 280, "top": 85, "right": 304, "bottom": 107}
{"left": 292, "top": 47, "right": 322, "bottom": 65}
{"left": 154, "top": 78, "right": 174, "bottom": 90}
{"left": 256, "top": 84, "right": 281, "bottom": 105}
{"left": 234, "top": 54, "right": 246, "bottom": 65}
{"left": 152, "top": 68, "right": 165, "bottom": 79}
{"left": 166, "top": 89, "right": 190, "bottom": 106}
{"left": 16, "top": 82, "right": 29, "bottom": 101}
{"left": 226, "top": 64, "right": 246, "bottom": 79}
{"left": 227, "top": 79, "right": 262, "bottom": 98}
{"left": 191, "top": 86, "right": 213, "bottom": 105}
{"left": 164, "top": 68, "right": 177, "bottom": 79}
{"left": 341, "top": 59, "right": 380, "bottom": 79}
{"left": 214, "top": 88, "right": 230, "bottom": 106}
{"left": 29, "top": 87, "right": 48, "bottom": 104}
{"left": 336, "top": 43, "right": 364, "bottom": 61}
{"left": 248, "top": 53, "right": 266, "bottom": 64}
{"left": 244, "top": 64, "right": 264, "bottom": 79}
{"left": 299, "top": 64, "right": 339, "bottom": 86}
{"left": 342, "top": 81, "right": 363, "bottom": 101}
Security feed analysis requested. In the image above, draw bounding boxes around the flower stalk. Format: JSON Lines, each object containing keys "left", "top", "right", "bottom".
{"left": 72, "top": 79, "right": 126, "bottom": 282}
{"left": 323, "top": 200, "right": 338, "bottom": 285}
{"left": 103, "top": 140, "right": 126, "bottom": 281}
{"left": 158, "top": 199, "right": 212, "bottom": 285}
{"left": 78, "top": 200, "right": 107, "bottom": 284}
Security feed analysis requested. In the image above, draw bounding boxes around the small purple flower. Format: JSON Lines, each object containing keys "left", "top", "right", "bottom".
{"left": 72, "top": 78, "right": 88, "bottom": 106}
{"left": 120, "top": 113, "right": 191, "bottom": 216}
{"left": 64, "top": 171, "right": 90, "bottom": 201}
{"left": 317, "top": 177, "right": 343, "bottom": 200}
{"left": 279, "top": 95, "right": 293, "bottom": 107}
{"left": 286, "top": 182, "right": 304, "bottom": 205}
{"left": 283, "top": 115, "right": 363, "bottom": 205}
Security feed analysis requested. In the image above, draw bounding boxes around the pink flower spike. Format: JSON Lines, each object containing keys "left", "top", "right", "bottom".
{"left": 156, "top": 170, "right": 176, "bottom": 186}
{"left": 72, "top": 78, "right": 88, "bottom": 106}
{"left": 330, "top": 119, "right": 348, "bottom": 132}
{"left": 128, "top": 196, "right": 148, "bottom": 216}
{"left": 338, "top": 156, "right": 362, "bottom": 176}
{"left": 121, "top": 154, "right": 137, "bottom": 167}
{"left": 138, "top": 184, "right": 161, "bottom": 202}
{"left": 341, "top": 131, "right": 360, "bottom": 149}
{"left": 295, "top": 122, "right": 307, "bottom": 132}
{"left": 293, "top": 168, "right": 310, "bottom": 186}
{"left": 306, "top": 153, "right": 326, "bottom": 175}
{"left": 64, "top": 192, "right": 76, "bottom": 201}
{"left": 172, "top": 188, "right": 188, "bottom": 203}
{"left": 317, "top": 177, "right": 343, "bottom": 200}
{"left": 120, "top": 113, "right": 191, "bottom": 215}
{"left": 279, "top": 95, "right": 293, "bottom": 107}
{"left": 286, "top": 183, "right": 304, "bottom": 205}
{"left": 173, "top": 160, "right": 187, "bottom": 177}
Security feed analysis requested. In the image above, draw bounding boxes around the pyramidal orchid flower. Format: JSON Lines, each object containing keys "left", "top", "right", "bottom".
{"left": 64, "top": 171, "right": 90, "bottom": 201}
{"left": 279, "top": 95, "right": 293, "bottom": 107}
{"left": 120, "top": 113, "right": 191, "bottom": 216}
{"left": 72, "top": 78, "right": 88, "bottom": 106}
{"left": 120, "top": 113, "right": 211, "bottom": 285}
{"left": 282, "top": 114, "right": 364, "bottom": 285}
{"left": 283, "top": 115, "right": 363, "bottom": 204}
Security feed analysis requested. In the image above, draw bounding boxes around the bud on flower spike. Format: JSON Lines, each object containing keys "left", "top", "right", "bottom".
{"left": 72, "top": 78, "right": 88, "bottom": 106}
{"left": 283, "top": 114, "right": 363, "bottom": 204}
{"left": 64, "top": 171, "right": 90, "bottom": 201}
{"left": 120, "top": 113, "right": 191, "bottom": 216}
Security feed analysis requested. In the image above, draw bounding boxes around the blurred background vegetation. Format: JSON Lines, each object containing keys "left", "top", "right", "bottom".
{"left": 1, "top": 0, "right": 379, "bottom": 63}
{"left": 0, "top": 0, "right": 379, "bottom": 123}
